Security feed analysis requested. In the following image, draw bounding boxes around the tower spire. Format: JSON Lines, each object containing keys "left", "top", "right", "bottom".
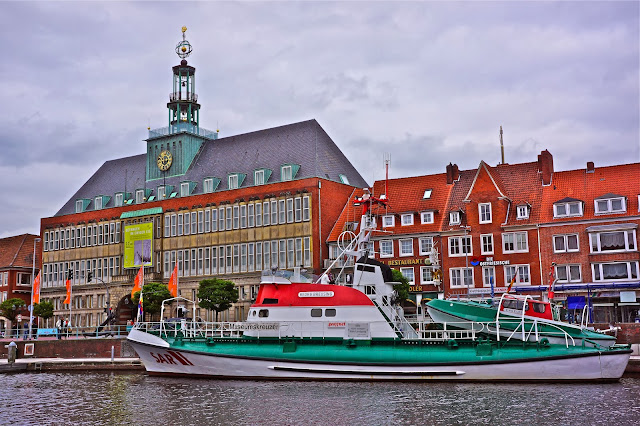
{"left": 168, "top": 27, "right": 200, "bottom": 131}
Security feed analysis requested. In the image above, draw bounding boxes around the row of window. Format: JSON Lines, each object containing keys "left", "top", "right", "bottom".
{"left": 42, "top": 257, "right": 122, "bottom": 288}
{"left": 382, "top": 211, "right": 435, "bottom": 227}
{"left": 553, "top": 230, "right": 637, "bottom": 254}
{"left": 44, "top": 222, "right": 123, "bottom": 252}
{"left": 397, "top": 261, "right": 639, "bottom": 287}
{"left": 554, "top": 196, "right": 630, "bottom": 218}
{"left": 162, "top": 237, "right": 312, "bottom": 278}
{"left": 163, "top": 196, "right": 311, "bottom": 237}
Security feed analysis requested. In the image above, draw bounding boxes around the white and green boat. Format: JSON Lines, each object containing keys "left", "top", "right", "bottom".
{"left": 128, "top": 192, "right": 631, "bottom": 381}
{"left": 426, "top": 294, "right": 617, "bottom": 348}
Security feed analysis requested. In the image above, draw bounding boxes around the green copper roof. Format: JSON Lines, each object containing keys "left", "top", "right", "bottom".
{"left": 120, "top": 207, "right": 163, "bottom": 219}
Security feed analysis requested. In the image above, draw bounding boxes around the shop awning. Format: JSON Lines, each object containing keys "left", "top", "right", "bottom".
{"left": 567, "top": 296, "right": 586, "bottom": 310}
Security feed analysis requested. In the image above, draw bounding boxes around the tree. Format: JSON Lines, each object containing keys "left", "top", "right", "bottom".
{"left": 391, "top": 269, "right": 410, "bottom": 303}
{"left": 132, "top": 282, "right": 172, "bottom": 321}
{"left": 33, "top": 301, "right": 54, "bottom": 322}
{"left": 0, "top": 298, "right": 26, "bottom": 323}
{"left": 198, "top": 278, "right": 239, "bottom": 321}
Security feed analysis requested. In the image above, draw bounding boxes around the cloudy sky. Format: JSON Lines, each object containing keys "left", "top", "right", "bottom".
{"left": 1, "top": 1, "right": 638, "bottom": 238}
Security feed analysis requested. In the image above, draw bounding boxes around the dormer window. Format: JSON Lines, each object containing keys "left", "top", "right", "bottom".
{"left": 255, "top": 170, "right": 265, "bottom": 186}
{"left": 136, "top": 190, "right": 145, "bottom": 204}
{"left": 229, "top": 174, "right": 239, "bottom": 190}
{"left": 516, "top": 205, "right": 529, "bottom": 219}
{"left": 204, "top": 178, "right": 214, "bottom": 193}
{"left": 595, "top": 195, "right": 626, "bottom": 215}
{"left": 180, "top": 182, "right": 198, "bottom": 197}
{"left": 382, "top": 215, "right": 395, "bottom": 227}
{"left": 450, "top": 211, "right": 461, "bottom": 225}
{"left": 339, "top": 174, "right": 350, "bottom": 184}
{"left": 421, "top": 211, "right": 434, "bottom": 224}
{"left": 281, "top": 165, "right": 292, "bottom": 181}
{"left": 115, "top": 193, "right": 124, "bottom": 207}
{"left": 94, "top": 196, "right": 103, "bottom": 210}
{"left": 75, "top": 200, "right": 87, "bottom": 213}
{"left": 157, "top": 186, "right": 166, "bottom": 200}
{"left": 401, "top": 213, "right": 414, "bottom": 226}
{"left": 553, "top": 199, "right": 583, "bottom": 218}
{"left": 423, "top": 189, "right": 432, "bottom": 199}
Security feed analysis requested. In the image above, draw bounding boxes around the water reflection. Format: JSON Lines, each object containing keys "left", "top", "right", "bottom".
{"left": 2, "top": 373, "right": 639, "bottom": 425}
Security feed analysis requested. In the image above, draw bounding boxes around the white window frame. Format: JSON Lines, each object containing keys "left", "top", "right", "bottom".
{"left": 450, "top": 268, "right": 474, "bottom": 288}
{"left": 75, "top": 200, "right": 83, "bottom": 213}
{"left": 479, "top": 203, "right": 492, "bottom": 224}
{"left": 228, "top": 174, "right": 239, "bottom": 190}
{"left": 423, "top": 189, "right": 432, "bottom": 199}
{"left": 449, "top": 211, "right": 461, "bottom": 225}
{"left": 504, "top": 264, "right": 531, "bottom": 285}
{"left": 157, "top": 186, "right": 166, "bottom": 200}
{"left": 382, "top": 215, "right": 395, "bottom": 228}
{"left": 180, "top": 182, "right": 190, "bottom": 197}
{"left": 594, "top": 197, "right": 626, "bottom": 215}
{"left": 448, "top": 236, "right": 472, "bottom": 257}
{"left": 553, "top": 234, "right": 580, "bottom": 253}
{"left": 255, "top": 170, "right": 265, "bottom": 186}
{"left": 553, "top": 201, "right": 583, "bottom": 218}
{"left": 420, "top": 211, "right": 434, "bottom": 224}
{"left": 481, "top": 234, "right": 494, "bottom": 255}
{"left": 589, "top": 230, "right": 637, "bottom": 253}
{"left": 399, "top": 267, "right": 415, "bottom": 285}
{"left": 115, "top": 193, "right": 124, "bottom": 207}
{"left": 399, "top": 239, "right": 413, "bottom": 257}
{"left": 136, "top": 190, "right": 145, "bottom": 204}
{"left": 592, "top": 261, "right": 639, "bottom": 282}
{"left": 338, "top": 174, "right": 350, "bottom": 185}
{"left": 502, "top": 232, "right": 529, "bottom": 254}
{"left": 555, "top": 264, "right": 582, "bottom": 283}
{"left": 482, "top": 266, "right": 495, "bottom": 287}
{"left": 420, "top": 266, "right": 433, "bottom": 284}
{"left": 281, "top": 165, "right": 293, "bottom": 182}
{"left": 419, "top": 237, "right": 433, "bottom": 256}
{"left": 94, "top": 197, "right": 102, "bottom": 210}
{"left": 401, "top": 214, "right": 414, "bottom": 226}
{"left": 379, "top": 240, "right": 393, "bottom": 258}
{"left": 203, "top": 178, "right": 214, "bottom": 193}
{"left": 516, "top": 205, "right": 529, "bottom": 219}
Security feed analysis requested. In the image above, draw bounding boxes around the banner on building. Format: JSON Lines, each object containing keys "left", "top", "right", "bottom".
{"left": 124, "top": 223, "right": 153, "bottom": 268}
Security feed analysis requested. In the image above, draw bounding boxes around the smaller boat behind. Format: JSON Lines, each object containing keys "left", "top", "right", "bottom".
{"left": 426, "top": 293, "right": 617, "bottom": 348}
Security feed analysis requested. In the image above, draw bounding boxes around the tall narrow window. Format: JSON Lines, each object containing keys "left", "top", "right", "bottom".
{"left": 255, "top": 170, "right": 265, "bottom": 185}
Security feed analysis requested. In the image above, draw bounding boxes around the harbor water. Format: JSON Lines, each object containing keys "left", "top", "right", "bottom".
{"left": 1, "top": 373, "right": 640, "bottom": 425}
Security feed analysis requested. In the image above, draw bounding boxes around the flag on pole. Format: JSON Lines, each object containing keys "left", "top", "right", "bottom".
{"left": 137, "top": 291, "right": 144, "bottom": 322}
{"left": 131, "top": 266, "right": 144, "bottom": 298}
{"left": 32, "top": 272, "right": 41, "bottom": 305}
{"left": 63, "top": 279, "right": 71, "bottom": 304}
{"left": 168, "top": 262, "right": 178, "bottom": 297}
{"left": 506, "top": 271, "right": 518, "bottom": 293}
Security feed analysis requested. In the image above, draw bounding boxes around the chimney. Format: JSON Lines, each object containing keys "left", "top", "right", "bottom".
{"left": 586, "top": 161, "right": 595, "bottom": 173}
{"left": 537, "top": 150, "right": 554, "bottom": 186}
{"left": 446, "top": 163, "right": 459, "bottom": 184}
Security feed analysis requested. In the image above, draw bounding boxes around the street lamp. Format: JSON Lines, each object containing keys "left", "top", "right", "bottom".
{"left": 29, "top": 237, "right": 41, "bottom": 339}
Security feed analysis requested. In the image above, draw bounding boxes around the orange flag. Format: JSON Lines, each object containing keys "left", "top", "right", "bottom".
{"left": 168, "top": 262, "right": 178, "bottom": 297}
{"left": 131, "top": 266, "right": 144, "bottom": 298}
{"left": 32, "top": 272, "right": 41, "bottom": 305}
{"left": 63, "top": 279, "right": 71, "bottom": 304}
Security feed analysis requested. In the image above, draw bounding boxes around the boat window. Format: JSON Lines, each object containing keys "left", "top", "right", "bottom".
{"left": 252, "top": 310, "right": 256, "bottom": 316}
{"left": 325, "top": 309, "right": 336, "bottom": 317}
{"left": 503, "top": 299, "right": 517, "bottom": 309}
{"left": 258, "top": 309, "right": 269, "bottom": 318}
{"left": 531, "top": 302, "right": 546, "bottom": 314}
{"left": 311, "top": 308, "right": 322, "bottom": 317}
{"left": 262, "top": 298, "right": 278, "bottom": 304}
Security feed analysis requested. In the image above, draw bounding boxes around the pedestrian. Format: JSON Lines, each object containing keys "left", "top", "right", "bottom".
{"left": 56, "top": 317, "right": 62, "bottom": 339}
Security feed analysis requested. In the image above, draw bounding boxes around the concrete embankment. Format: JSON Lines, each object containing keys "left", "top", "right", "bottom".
{"left": 0, "top": 357, "right": 144, "bottom": 372}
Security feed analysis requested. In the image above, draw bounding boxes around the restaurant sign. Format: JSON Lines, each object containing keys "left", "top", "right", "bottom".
{"left": 384, "top": 258, "right": 432, "bottom": 266}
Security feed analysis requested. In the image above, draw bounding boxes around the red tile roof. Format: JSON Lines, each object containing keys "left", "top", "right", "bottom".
{"left": 540, "top": 162, "right": 640, "bottom": 223}
{"left": 0, "top": 234, "right": 40, "bottom": 269}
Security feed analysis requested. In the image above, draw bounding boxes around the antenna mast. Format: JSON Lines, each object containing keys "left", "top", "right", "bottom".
{"left": 500, "top": 126, "right": 505, "bottom": 165}
{"left": 383, "top": 153, "right": 390, "bottom": 199}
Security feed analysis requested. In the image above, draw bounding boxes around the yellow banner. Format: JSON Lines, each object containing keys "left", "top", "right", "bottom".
{"left": 124, "top": 223, "right": 153, "bottom": 268}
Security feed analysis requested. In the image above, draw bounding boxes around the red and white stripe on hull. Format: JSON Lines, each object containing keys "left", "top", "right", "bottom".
{"left": 128, "top": 330, "right": 630, "bottom": 382}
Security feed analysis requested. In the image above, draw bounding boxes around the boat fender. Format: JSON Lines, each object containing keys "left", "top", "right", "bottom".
{"left": 536, "top": 338, "right": 550, "bottom": 350}
{"left": 447, "top": 339, "right": 458, "bottom": 350}
{"left": 206, "top": 338, "right": 215, "bottom": 346}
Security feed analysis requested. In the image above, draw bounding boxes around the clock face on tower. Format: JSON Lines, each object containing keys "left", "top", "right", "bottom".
{"left": 157, "top": 150, "right": 173, "bottom": 171}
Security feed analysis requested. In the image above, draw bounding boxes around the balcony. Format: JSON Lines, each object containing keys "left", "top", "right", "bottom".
{"left": 169, "top": 91, "right": 198, "bottom": 102}
{"left": 148, "top": 123, "right": 218, "bottom": 140}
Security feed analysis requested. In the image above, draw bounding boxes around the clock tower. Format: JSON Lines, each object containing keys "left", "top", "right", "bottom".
{"left": 145, "top": 27, "right": 218, "bottom": 182}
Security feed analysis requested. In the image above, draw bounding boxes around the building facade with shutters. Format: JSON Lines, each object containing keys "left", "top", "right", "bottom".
{"left": 39, "top": 32, "right": 367, "bottom": 328}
